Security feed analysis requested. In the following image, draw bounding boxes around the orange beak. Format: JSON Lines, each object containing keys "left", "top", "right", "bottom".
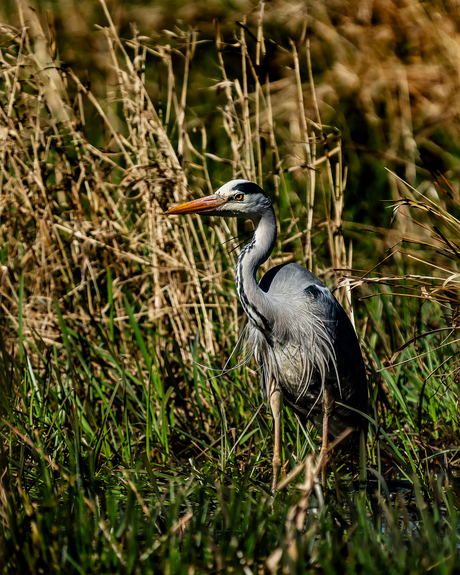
{"left": 164, "top": 194, "right": 227, "bottom": 215}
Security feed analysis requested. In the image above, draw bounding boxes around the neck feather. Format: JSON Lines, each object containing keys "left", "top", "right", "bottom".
{"left": 235, "top": 207, "right": 277, "bottom": 332}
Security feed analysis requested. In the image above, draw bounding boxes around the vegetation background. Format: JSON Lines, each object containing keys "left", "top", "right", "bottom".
{"left": 1, "top": 0, "right": 460, "bottom": 572}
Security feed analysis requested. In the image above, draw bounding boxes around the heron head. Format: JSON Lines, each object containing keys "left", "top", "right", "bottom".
{"left": 164, "top": 179, "right": 273, "bottom": 222}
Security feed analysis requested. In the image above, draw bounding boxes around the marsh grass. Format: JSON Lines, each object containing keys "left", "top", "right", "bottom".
{"left": 1, "top": 1, "right": 460, "bottom": 573}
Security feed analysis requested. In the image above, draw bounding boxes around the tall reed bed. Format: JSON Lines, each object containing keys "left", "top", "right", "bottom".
{"left": 1, "top": 1, "right": 460, "bottom": 573}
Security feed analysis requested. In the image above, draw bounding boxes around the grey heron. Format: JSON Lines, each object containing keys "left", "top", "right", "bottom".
{"left": 165, "top": 180, "right": 368, "bottom": 491}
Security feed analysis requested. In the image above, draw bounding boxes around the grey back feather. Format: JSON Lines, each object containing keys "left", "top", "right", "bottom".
{"left": 243, "top": 263, "right": 341, "bottom": 407}
{"left": 240, "top": 258, "right": 368, "bottom": 440}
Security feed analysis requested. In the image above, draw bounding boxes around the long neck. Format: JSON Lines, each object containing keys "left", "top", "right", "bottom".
{"left": 235, "top": 207, "right": 277, "bottom": 332}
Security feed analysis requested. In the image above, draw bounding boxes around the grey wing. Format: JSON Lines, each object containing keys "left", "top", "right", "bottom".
{"left": 296, "top": 273, "right": 368, "bottom": 433}
{"left": 250, "top": 262, "right": 367, "bottom": 430}
{"left": 248, "top": 262, "right": 340, "bottom": 399}
{"left": 333, "top": 302, "right": 368, "bottom": 415}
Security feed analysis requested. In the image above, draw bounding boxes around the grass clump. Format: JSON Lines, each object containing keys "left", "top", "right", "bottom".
{"left": 1, "top": 1, "right": 460, "bottom": 573}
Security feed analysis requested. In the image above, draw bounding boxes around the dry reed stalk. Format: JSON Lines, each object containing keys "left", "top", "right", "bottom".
{"left": 0, "top": 1, "right": 357, "bottom": 394}
{"left": 291, "top": 38, "right": 315, "bottom": 270}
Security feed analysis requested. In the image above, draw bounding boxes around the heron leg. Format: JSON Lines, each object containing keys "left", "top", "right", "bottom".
{"left": 320, "top": 413, "right": 329, "bottom": 487}
{"left": 270, "top": 388, "right": 282, "bottom": 494}
{"left": 320, "top": 387, "right": 334, "bottom": 486}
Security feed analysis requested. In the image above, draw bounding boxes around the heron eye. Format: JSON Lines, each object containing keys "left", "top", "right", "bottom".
{"left": 234, "top": 193, "right": 244, "bottom": 201}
